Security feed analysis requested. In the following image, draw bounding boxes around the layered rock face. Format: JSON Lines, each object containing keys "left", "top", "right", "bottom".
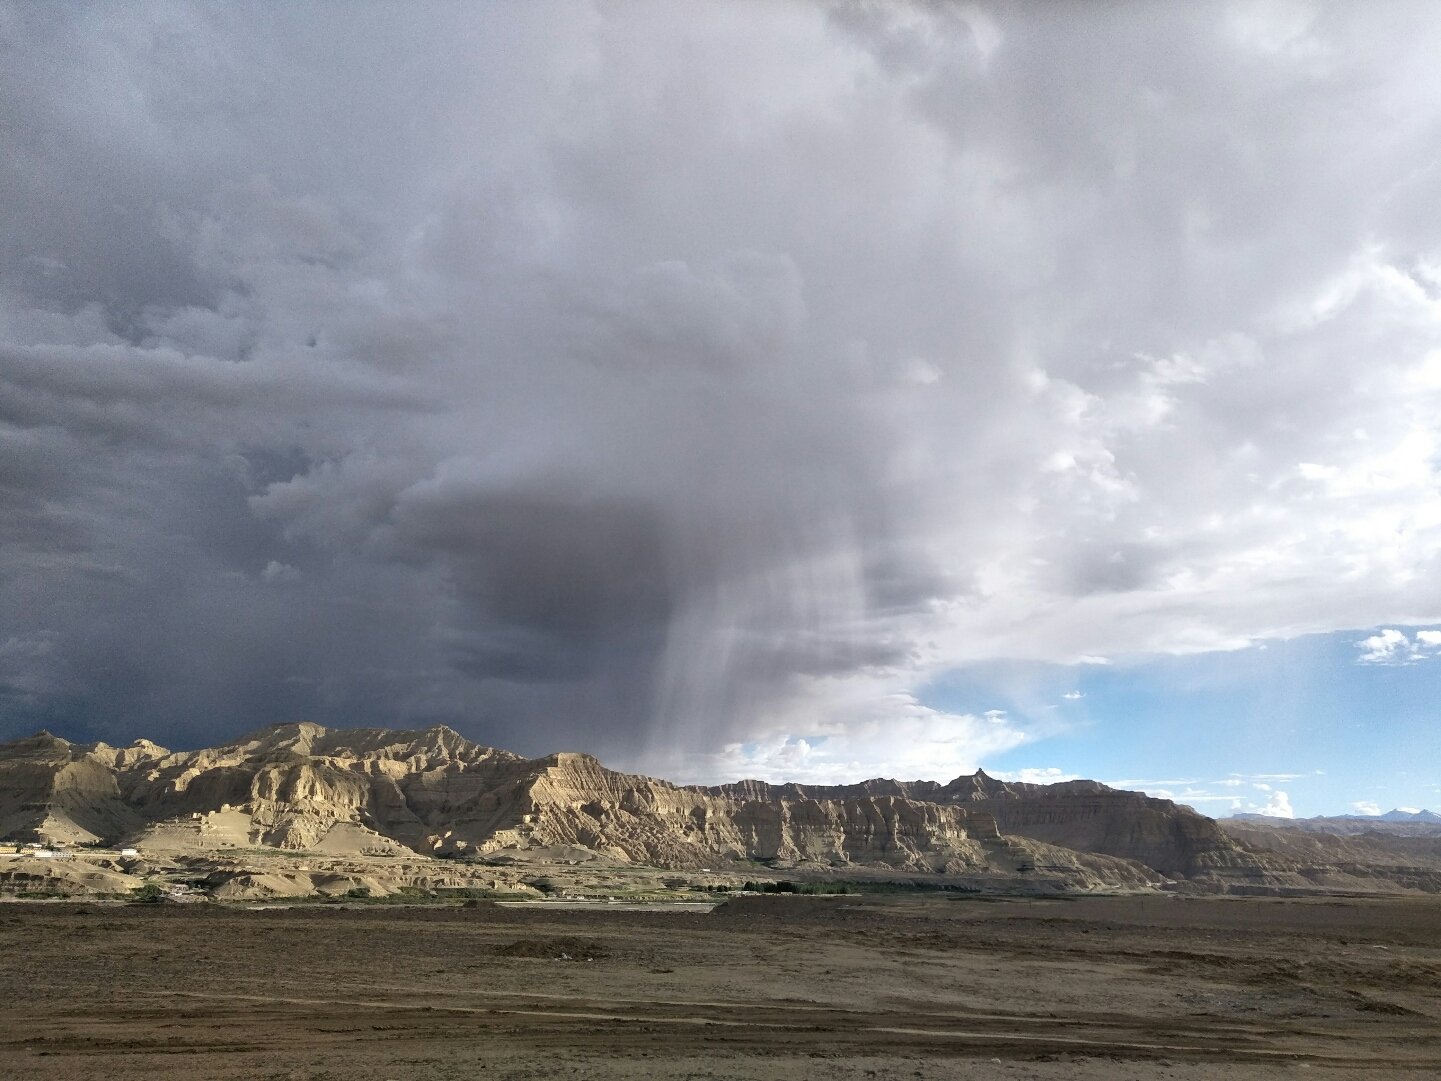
{"left": 703, "top": 772, "right": 1247, "bottom": 878}
{"left": 1218, "top": 818, "right": 1441, "bottom": 893}
{"left": 0, "top": 733, "right": 143, "bottom": 845}
{"left": 480, "top": 751, "right": 1006, "bottom": 871}
{"left": 2, "top": 722, "right": 1425, "bottom": 893}
{"left": 962, "top": 786, "right": 1245, "bottom": 878}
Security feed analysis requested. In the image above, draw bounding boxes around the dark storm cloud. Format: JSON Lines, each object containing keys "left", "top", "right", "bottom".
{"left": 4, "top": 2, "right": 1441, "bottom": 778}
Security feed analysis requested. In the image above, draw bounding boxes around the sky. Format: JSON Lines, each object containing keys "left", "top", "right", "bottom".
{"left": 1, "top": 2, "right": 1439, "bottom": 818}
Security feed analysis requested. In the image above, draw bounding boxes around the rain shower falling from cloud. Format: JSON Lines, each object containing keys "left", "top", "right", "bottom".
{"left": 4, "top": 3, "right": 1441, "bottom": 783}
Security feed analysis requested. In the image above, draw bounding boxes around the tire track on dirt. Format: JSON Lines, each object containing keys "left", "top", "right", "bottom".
{"left": 110, "top": 988, "right": 1440, "bottom": 1067}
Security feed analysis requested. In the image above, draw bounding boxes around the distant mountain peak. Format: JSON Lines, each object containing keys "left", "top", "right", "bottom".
{"left": 1378, "top": 808, "right": 1440, "bottom": 823}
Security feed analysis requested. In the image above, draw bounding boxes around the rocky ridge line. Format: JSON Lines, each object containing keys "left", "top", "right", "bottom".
{"left": 2, "top": 723, "right": 1436, "bottom": 893}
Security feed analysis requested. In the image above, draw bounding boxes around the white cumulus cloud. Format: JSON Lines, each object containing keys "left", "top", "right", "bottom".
{"left": 691, "top": 691, "right": 1028, "bottom": 785}
{"left": 1356, "top": 628, "right": 1441, "bottom": 665}
{"left": 1259, "top": 791, "right": 1295, "bottom": 818}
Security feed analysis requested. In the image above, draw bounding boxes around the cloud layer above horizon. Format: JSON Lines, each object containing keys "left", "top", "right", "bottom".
{"left": 4, "top": 3, "right": 1441, "bottom": 778}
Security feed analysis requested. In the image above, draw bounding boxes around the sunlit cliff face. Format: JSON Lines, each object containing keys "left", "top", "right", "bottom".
{"left": 4, "top": 4, "right": 1441, "bottom": 780}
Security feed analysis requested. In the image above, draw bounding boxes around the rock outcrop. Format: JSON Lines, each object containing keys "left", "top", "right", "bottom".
{"left": 704, "top": 771, "right": 1250, "bottom": 878}
{"left": 0, "top": 732, "right": 144, "bottom": 845}
{"left": 1217, "top": 818, "right": 1441, "bottom": 893}
{"left": 1, "top": 723, "right": 1433, "bottom": 893}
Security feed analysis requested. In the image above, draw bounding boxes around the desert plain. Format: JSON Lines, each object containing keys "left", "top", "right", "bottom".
{"left": 2, "top": 891, "right": 1438, "bottom": 1081}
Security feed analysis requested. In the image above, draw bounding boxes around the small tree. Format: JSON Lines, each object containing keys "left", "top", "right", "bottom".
{"left": 130, "top": 882, "right": 165, "bottom": 904}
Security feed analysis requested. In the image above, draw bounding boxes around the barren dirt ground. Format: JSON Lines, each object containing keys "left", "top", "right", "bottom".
{"left": 1, "top": 893, "right": 1438, "bottom": 1080}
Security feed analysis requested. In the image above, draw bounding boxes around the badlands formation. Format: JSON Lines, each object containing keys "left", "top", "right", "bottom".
{"left": 2, "top": 722, "right": 1439, "bottom": 901}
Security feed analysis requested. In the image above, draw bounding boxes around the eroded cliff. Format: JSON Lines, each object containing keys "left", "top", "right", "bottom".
{"left": 1, "top": 723, "right": 1427, "bottom": 893}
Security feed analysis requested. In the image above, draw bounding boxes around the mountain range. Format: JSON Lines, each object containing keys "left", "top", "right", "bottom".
{"left": 2, "top": 723, "right": 1439, "bottom": 895}
{"left": 1353, "top": 809, "right": 1441, "bottom": 823}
